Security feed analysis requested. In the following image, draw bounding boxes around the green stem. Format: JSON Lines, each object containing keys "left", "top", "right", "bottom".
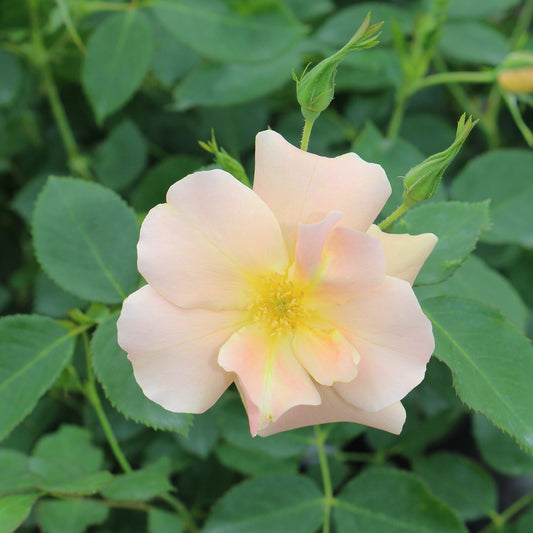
{"left": 378, "top": 202, "right": 410, "bottom": 231}
{"left": 386, "top": 87, "right": 408, "bottom": 139}
{"left": 314, "top": 426, "right": 333, "bottom": 533}
{"left": 27, "top": 0, "right": 92, "bottom": 179}
{"left": 300, "top": 117, "right": 316, "bottom": 151}
{"left": 410, "top": 70, "right": 496, "bottom": 93}
{"left": 479, "top": 491, "right": 533, "bottom": 533}
{"left": 82, "top": 332, "right": 133, "bottom": 473}
{"left": 81, "top": 333, "right": 199, "bottom": 532}
{"left": 502, "top": 91, "right": 533, "bottom": 147}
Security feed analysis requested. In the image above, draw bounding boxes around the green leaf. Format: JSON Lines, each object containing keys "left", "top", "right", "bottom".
{"left": 0, "top": 49, "right": 22, "bottom": 107}
{"left": 413, "top": 452, "right": 497, "bottom": 520}
{"left": 33, "top": 273, "right": 87, "bottom": 319}
{"left": 284, "top": 0, "right": 333, "bottom": 21}
{"left": 36, "top": 499, "right": 108, "bottom": 533}
{"left": 93, "top": 120, "right": 147, "bottom": 191}
{"left": 473, "top": 414, "right": 533, "bottom": 476}
{"left": 423, "top": 297, "right": 533, "bottom": 452}
{"left": 176, "top": 411, "right": 219, "bottom": 459}
{"left": 336, "top": 48, "right": 402, "bottom": 91}
{"left": 0, "top": 449, "right": 37, "bottom": 497}
{"left": 439, "top": 21, "right": 509, "bottom": 66}
{"left": 0, "top": 493, "right": 40, "bottom": 533}
{"left": 400, "top": 113, "right": 457, "bottom": 157}
{"left": 29, "top": 425, "right": 112, "bottom": 494}
{"left": 148, "top": 509, "right": 183, "bottom": 533}
{"left": 0, "top": 315, "right": 74, "bottom": 442}
{"left": 212, "top": 394, "right": 310, "bottom": 459}
{"left": 173, "top": 46, "right": 299, "bottom": 109}
{"left": 91, "top": 314, "right": 192, "bottom": 433}
{"left": 150, "top": 17, "right": 199, "bottom": 87}
{"left": 451, "top": 150, "right": 533, "bottom": 248}
{"left": 203, "top": 474, "right": 323, "bottom": 533}
{"left": 151, "top": 0, "right": 305, "bottom": 64}
{"left": 448, "top": 0, "right": 522, "bottom": 19}
{"left": 82, "top": 11, "right": 153, "bottom": 122}
{"left": 100, "top": 467, "right": 172, "bottom": 502}
{"left": 9, "top": 175, "right": 47, "bottom": 224}
{"left": 316, "top": 2, "right": 413, "bottom": 46}
{"left": 32, "top": 177, "right": 139, "bottom": 303}
{"left": 215, "top": 441, "right": 299, "bottom": 476}
{"left": 334, "top": 468, "right": 466, "bottom": 533}
{"left": 415, "top": 255, "right": 528, "bottom": 331}
{"left": 396, "top": 201, "right": 491, "bottom": 285}
{"left": 131, "top": 155, "right": 202, "bottom": 213}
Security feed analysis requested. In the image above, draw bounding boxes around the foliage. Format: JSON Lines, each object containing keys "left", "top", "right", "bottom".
{"left": 1, "top": 1, "right": 532, "bottom": 532}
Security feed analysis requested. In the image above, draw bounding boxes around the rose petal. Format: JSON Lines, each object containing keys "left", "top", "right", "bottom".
{"left": 312, "top": 227, "right": 386, "bottom": 305}
{"left": 257, "top": 386, "right": 406, "bottom": 436}
{"left": 325, "top": 277, "right": 434, "bottom": 411}
{"left": 218, "top": 324, "right": 321, "bottom": 434}
{"left": 293, "top": 211, "right": 343, "bottom": 282}
{"left": 138, "top": 170, "right": 288, "bottom": 309}
{"left": 292, "top": 327, "right": 359, "bottom": 386}
{"left": 117, "top": 285, "right": 247, "bottom": 413}
{"left": 253, "top": 130, "right": 391, "bottom": 253}
{"left": 367, "top": 224, "right": 438, "bottom": 285}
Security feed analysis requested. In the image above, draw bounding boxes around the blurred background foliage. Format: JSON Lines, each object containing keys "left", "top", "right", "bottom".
{"left": 1, "top": 0, "right": 533, "bottom": 532}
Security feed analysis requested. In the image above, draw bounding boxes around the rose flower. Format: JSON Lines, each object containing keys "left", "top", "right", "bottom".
{"left": 117, "top": 130, "right": 437, "bottom": 436}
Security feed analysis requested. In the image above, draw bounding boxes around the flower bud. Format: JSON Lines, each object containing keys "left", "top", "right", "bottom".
{"left": 497, "top": 51, "right": 533, "bottom": 94}
{"left": 402, "top": 114, "right": 478, "bottom": 206}
{"left": 199, "top": 132, "right": 250, "bottom": 186}
{"left": 295, "top": 13, "right": 383, "bottom": 122}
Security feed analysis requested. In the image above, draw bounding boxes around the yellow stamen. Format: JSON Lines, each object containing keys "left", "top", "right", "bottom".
{"left": 249, "top": 273, "right": 308, "bottom": 335}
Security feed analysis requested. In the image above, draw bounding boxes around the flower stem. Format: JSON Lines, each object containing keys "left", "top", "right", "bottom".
{"left": 300, "top": 117, "right": 316, "bottom": 151}
{"left": 314, "top": 426, "right": 333, "bottom": 533}
{"left": 386, "top": 87, "right": 408, "bottom": 140}
{"left": 502, "top": 91, "right": 533, "bottom": 147}
{"left": 27, "top": 0, "right": 92, "bottom": 179}
{"left": 410, "top": 70, "right": 496, "bottom": 93}
{"left": 378, "top": 202, "right": 410, "bottom": 231}
{"left": 82, "top": 332, "right": 133, "bottom": 473}
{"left": 479, "top": 491, "right": 533, "bottom": 533}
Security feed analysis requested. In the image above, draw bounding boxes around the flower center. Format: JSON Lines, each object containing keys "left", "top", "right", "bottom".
{"left": 249, "top": 273, "right": 308, "bottom": 335}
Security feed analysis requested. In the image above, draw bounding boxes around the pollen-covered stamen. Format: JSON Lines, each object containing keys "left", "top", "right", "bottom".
{"left": 249, "top": 273, "right": 308, "bottom": 335}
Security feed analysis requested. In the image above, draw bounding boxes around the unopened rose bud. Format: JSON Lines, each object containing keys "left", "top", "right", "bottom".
{"left": 497, "top": 51, "right": 533, "bottom": 94}
{"left": 402, "top": 114, "right": 478, "bottom": 206}
{"left": 199, "top": 132, "right": 250, "bottom": 186}
{"left": 295, "top": 13, "right": 383, "bottom": 122}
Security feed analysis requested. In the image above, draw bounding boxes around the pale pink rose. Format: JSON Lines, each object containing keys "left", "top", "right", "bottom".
{"left": 117, "top": 130, "right": 437, "bottom": 437}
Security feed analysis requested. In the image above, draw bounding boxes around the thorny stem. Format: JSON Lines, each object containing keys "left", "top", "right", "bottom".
{"left": 300, "top": 117, "right": 317, "bottom": 151}
{"left": 27, "top": 0, "right": 92, "bottom": 179}
{"left": 378, "top": 202, "right": 410, "bottom": 231}
{"left": 314, "top": 426, "right": 334, "bottom": 533}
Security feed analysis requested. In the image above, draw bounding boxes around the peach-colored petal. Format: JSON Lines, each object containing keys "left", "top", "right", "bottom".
{"left": 292, "top": 327, "right": 359, "bottom": 386}
{"left": 138, "top": 170, "right": 288, "bottom": 309}
{"left": 293, "top": 211, "right": 343, "bottom": 282}
{"left": 312, "top": 227, "right": 386, "bottom": 305}
{"left": 117, "top": 285, "right": 247, "bottom": 413}
{"left": 218, "top": 324, "right": 321, "bottom": 434}
{"left": 257, "top": 386, "right": 406, "bottom": 436}
{"left": 253, "top": 130, "right": 391, "bottom": 254}
{"left": 367, "top": 224, "right": 438, "bottom": 285}
{"left": 324, "top": 277, "right": 434, "bottom": 412}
